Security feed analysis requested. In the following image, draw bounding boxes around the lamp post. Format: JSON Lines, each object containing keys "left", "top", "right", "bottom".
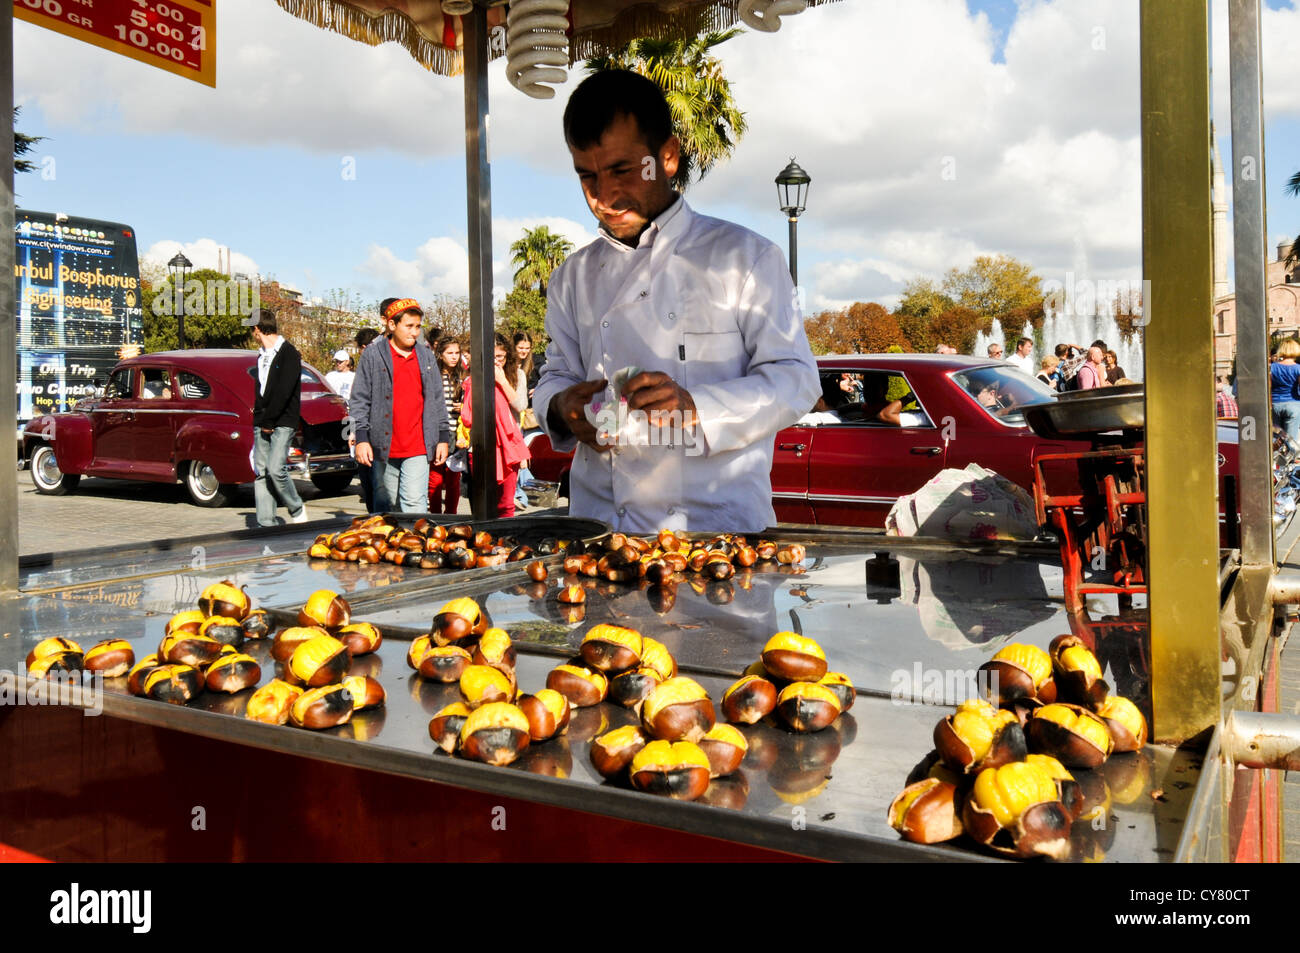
{"left": 775, "top": 159, "right": 810, "bottom": 286}
{"left": 167, "top": 251, "right": 192, "bottom": 350}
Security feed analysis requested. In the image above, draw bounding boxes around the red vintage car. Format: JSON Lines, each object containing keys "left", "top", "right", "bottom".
{"left": 525, "top": 355, "right": 1096, "bottom": 527}
{"left": 22, "top": 349, "right": 357, "bottom": 507}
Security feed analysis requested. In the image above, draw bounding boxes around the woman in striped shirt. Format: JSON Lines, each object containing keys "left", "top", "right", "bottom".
{"left": 427, "top": 335, "right": 464, "bottom": 513}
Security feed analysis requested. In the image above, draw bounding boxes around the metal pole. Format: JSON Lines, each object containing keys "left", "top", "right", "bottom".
{"left": 1140, "top": 1, "right": 1220, "bottom": 743}
{"left": 787, "top": 217, "right": 797, "bottom": 286}
{"left": 1228, "top": 0, "right": 1274, "bottom": 568}
{"left": 463, "top": 4, "right": 497, "bottom": 520}
{"left": 178, "top": 270, "right": 186, "bottom": 350}
{"left": 0, "top": 5, "right": 17, "bottom": 594}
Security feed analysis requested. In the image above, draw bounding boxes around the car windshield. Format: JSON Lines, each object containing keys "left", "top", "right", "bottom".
{"left": 951, "top": 366, "right": 1055, "bottom": 426}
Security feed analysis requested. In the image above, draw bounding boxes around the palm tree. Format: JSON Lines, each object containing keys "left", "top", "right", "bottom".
{"left": 586, "top": 29, "right": 748, "bottom": 192}
{"left": 510, "top": 226, "right": 574, "bottom": 298}
{"left": 1287, "top": 170, "right": 1300, "bottom": 267}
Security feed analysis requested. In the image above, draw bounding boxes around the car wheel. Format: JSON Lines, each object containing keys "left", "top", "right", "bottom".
{"left": 29, "top": 444, "right": 80, "bottom": 496}
{"left": 184, "top": 460, "right": 232, "bottom": 508}
{"left": 310, "top": 472, "right": 354, "bottom": 496}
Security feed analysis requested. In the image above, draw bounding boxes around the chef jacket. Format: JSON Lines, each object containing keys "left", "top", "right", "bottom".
{"left": 533, "top": 198, "right": 820, "bottom": 534}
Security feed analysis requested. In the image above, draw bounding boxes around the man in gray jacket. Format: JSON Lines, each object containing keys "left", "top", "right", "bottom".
{"left": 349, "top": 297, "right": 450, "bottom": 513}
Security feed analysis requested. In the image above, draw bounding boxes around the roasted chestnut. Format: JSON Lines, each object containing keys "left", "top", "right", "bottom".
{"left": 459, "top": 664, "right": 516, "bottom": 708}
{"left": 272, "top": 626, "right": 329, "bottom": 663}
{"left": 287, "top": 634, "right": 350, "bottom": 688}
{"left": 126, "top": 654, "right": 162, "bottom": 695}
{"left": 818, "top": 672, "right": 855, "bottom": 713}
{"left": 608, "top": 667, "right": 661, "bottom": 709}
{"left": 657, "top": 529, "right": 680, "bottom": 552}
{"left": 430, "top": 597, "right": 488, "bottom": 646}
{"left": 722, "top": 674, "right": 778, "bottom": 724}
{"left": 205, "top": 652, "right": 262, "bottom": 693}
{"left": 84, "top": 640, "right": 135, "bottom": 679}
{"left": 458, "top": 702, "right": 531, "bottom": 766}
{"left": 407, "top": 635, "right": 434, "bottom": 670}
{"left": 640, "top": 638, "right": 677, "bottom": 681}
{"left": 245, "top": 678, "right": 304, "bottom": 724}
{"left": 471, "top": 628, "right": 517, "bottom": 675}
{"left": 776, "top": 544, "right": 806, "bottom": 565}
{"left": 164, "top": 611, "right": 205, "bottom": 638}
{"left": 27, "top": 652, "right": 82, "bottom": 678}
{"left": 590, "top": 725, "right": 649, "bottom": 780}
{"left": 241, "top": 609, "right": 271, "bottom": 639}
{"left": 309, "top": 542, "right": 332, "bottom": 559}
{"left": 556, "top": 584, "right": 587, "bottom": 605}
{"left": 1024, "top": 753, "right": 1086, "bottom": 821}
{"left": 517, "top": 689, "right": 571, "bottom": 742}
{"left": 428, "top": 702, "right": 472, "bottom": 754}
{"left": 934, "top": 698, "right": 1027, "bottom": 774}
{"left": 629, "top": 740, "right": 711, "bottom": 801}
{"left": 342, "top": 674, "right": 386, "bottom": 711}
{"left": 701, "top": 555, "right": 735, "bottom": 581}
{"left": 579, "top": 624, "right": 643, "bottom": 673}
{"left": 298, "top": 589, "right": 352, "bottom": 629}
{"left": 526, "top": 560, "right": 548, "bottom": 582}
{"left": 420, "top": 645, "right": 473, "bottom": 683}
{"left": 159, "top": 632, "right": 225, "bottom": 669}
{"left": 546, "top": 664, "right": 608, "bottom": 708}
{"left": 979, "top": 642, "right": 1056, "bottom": 706}
{"left": 199, "top": 615, "right": 244, "bottom": 647}
{"left": 641, "top": 677, "right": 715, "bottom": 742}
{"left": 26, "top": 637, "right": 84, "bottom": 671}
{"left": 198, "top": 580, "right": 250, "bottom": 620}
{"left": 760, "top": 632, "right": 827, "bottom": 682}
{"left": 775, "top": 682, "right": 841, "bottom": 733}
{"left": 699, "top": 723, "right": 748, "bottom": 777}
{"left": 963, "top": 762, "right": 1072, "bottom": 859}
{"left": 1049, "top": 634, "right": 1109, "bottom": 707}
{"left": 1094, "top": 695, "right": 1148, "bottom": 753}
{"left": 290, "top": 683, "right": 355, "bottom": 730}
{"left": 888, "top": 778, "right": 965, "bottom": 844}
{"left": 140, "top": 664, "right": 203, "bottom": 705}
{"left": 1025, "top": 703, "right": 1114, "bottom": 769}
{"left": 337, "top": 622, "right": 382, "bottom": 657}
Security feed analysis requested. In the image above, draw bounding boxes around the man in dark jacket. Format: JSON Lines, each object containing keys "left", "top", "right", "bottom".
{"left": 350, "top": 297, "right": 450, "bottom": 512}
{"left": 251, "top": 309, "right": 307, "bottom": 526}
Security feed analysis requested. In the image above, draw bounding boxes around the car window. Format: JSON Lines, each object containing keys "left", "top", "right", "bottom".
{"left": 952, "top": 366, "right": 1055, "bottom": 426}
{"left": 139, "top": 368, "right": 173, "bottom": 400}
{"left": 802, "top": 369, "right": 932, "bottom": 427}
{"left": 177, "top": 372, "right": 212, "bottom": 400}
{"left": 105, "top": 368, "right": 133, "bottom": 400}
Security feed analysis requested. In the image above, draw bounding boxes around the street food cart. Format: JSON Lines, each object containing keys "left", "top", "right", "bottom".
{"left": 0, "top": 0, "right": 1295, "bottom": 863}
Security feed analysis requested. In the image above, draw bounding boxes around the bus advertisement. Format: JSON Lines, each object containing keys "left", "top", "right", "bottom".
{"left": 14, "top": 209, "right": 144, "bottom": 427}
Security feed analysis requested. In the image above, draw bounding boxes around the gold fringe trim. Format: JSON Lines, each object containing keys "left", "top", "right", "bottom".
{"left": 273, "top": 0, "right": 468, "bottom": 76}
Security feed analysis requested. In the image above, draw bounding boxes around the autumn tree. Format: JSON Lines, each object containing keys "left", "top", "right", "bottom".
{"left": 928, "top": 306, "right": 984, "bottom": 355}
{"left": 805, "top": 302, "right": 897, "bottom": 354}
{"left": 896, "top": 277, "right": 955, "bottom": 320}
{"left": 941, "top": 255, "right": 1043, "bottom": 318}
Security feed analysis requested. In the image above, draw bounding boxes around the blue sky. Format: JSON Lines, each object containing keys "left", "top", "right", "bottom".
{"left": 14, "top": 0, "right": 1300, "bottom": 315}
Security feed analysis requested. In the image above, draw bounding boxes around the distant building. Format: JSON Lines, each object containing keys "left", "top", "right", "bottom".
{"left": 1213, "top": 240, "right": 1300, "bottom": 377}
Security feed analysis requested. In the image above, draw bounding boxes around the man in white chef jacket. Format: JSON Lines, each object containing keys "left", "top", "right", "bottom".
{"left": 533, "top": 70, "right": 820, "bottom": 535}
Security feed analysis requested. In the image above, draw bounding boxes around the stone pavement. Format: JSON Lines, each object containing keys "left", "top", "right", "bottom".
{"left": 1276, "top": 519, "right": 1300, "bottom": 861}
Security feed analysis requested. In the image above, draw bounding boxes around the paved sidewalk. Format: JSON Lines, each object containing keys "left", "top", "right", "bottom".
{"left": 1276, "top": 519, "right": 1300, "bottom": 861}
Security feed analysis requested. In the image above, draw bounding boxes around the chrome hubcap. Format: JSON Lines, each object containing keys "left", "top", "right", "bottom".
{"left": 193, "top": 463, "right": 219, "bottom": 497}
{"left": 36, "top": 450, "right": 62, "bottom": 487}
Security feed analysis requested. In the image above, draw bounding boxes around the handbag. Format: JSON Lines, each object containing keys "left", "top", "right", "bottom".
{"left": 519, "top": 407, "right": 540, "bottom": 431}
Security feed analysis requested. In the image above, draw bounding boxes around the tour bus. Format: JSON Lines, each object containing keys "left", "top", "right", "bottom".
{"left": 13, "top": 209, "right": 144, "bottom": 443}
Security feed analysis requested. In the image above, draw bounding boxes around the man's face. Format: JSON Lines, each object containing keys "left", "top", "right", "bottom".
{"left": 1088, "top": 346, "right": 1104, "bottom": 363}
{"left": 1017, "top": 340, "right": 1033, "bottom": 356}
{"left": 389, "top": 311, "right": 422, "bottom": 351}
{"left": 569, "top": 112, "right": 680, "bottom": 244}
{"left": 989, "top": 345, "right": 1004, "bottom": 359}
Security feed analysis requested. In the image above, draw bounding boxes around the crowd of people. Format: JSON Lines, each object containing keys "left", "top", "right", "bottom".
{"left": 977, "top": 337, "right": 1130, "bottom": 393}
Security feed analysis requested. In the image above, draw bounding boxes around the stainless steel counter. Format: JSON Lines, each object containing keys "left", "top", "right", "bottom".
{"left": 0, "top": 520, "right": 1195, "bottom": 862}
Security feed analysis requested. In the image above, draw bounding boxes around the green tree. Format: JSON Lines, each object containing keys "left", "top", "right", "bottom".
{"left": 896, "top": 277, "right": 955, "bottom": 320}
{"left": 586, "top": 29, "right": 747, "bottom": 191}
{"left": 941, "top": 254, "right": 1043, "bottom": 318}
{"left": 14, "top": 107, "right": 43, "bottom": 174}
{"left": 510, "top": 226, "right": 573, "bottom": 298}
{"left": 143, "top": 268, "right": 257, "bottom": 352}
{"left": 496, "top": 287, "right": 548, "bottom": 348}
{"left": 1285, "top": 170, "right": 1300, "bottom": 266}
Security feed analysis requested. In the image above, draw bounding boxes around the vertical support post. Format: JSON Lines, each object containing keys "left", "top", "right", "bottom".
{"left": 1228, "top": 0, "right": 1274, "bottom": 568}
{"left": 787, "top": 217, "right": 797, "bottom": 286}
{"left": 0, "top": 5, "right": 17, "bottom": 594}
{"left": 463, "top": 4, "right": 497, "bottom": 520}
{"left": 1140, "top": 1, "right": 1220, "bottom": 743}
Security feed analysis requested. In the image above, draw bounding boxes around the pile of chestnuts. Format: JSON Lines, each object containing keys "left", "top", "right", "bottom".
{"left": 718, "top": 633, "right": 854, "bottom": 734}
{"left": 307, "top": 515, "right": 573, "bottom": 570}
{"left": 888, "top": 635, "right": 1150, "bottom": 860}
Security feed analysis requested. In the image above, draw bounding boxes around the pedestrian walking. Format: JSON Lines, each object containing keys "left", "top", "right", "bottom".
{"left": 251, "top": 309, "right": 308, "bottom": 527}
{"left": 1272, "top": 339, "right": 1300, "bottom": 441}
{"left": 462, "top": 336, "right": 530, "bottom": 518}
{"left": 349, "top": 298, "right": 450, "bottom": 513}
{"left": 326, "top": 350, "right": 355, "bottom": 401}
{"left": 427, "top": 335, "right": 465, "bottom": 514}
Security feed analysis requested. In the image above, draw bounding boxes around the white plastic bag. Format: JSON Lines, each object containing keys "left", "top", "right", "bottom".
{"left": 886, "top": 464, "right": 1039, "bottom": 541}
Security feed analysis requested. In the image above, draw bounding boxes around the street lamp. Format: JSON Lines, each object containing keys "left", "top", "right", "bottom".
{"left": 167, "top": 251, "right": 192, "bottom": 350}
{"left": 775, "top": 159, "right": 810, "bottom": 285}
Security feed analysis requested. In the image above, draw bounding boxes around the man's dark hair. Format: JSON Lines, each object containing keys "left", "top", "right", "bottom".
{"left": 254, "top": 309, "right": 277, "bottom": 335}
{"left": 1091, "top": 339, "right": 1108, "bottom": 350}
{"left": 1017, "top": 337, "right": 1033, "bottom": 348}
{"left": 564, "top": 69, "right": 673, "bottom": 153}
{"left": 355, "top": 328, "right": 379, "bottom": 348}
{"left": 1054, "top": 343, "right": 1073, "bottom": 358}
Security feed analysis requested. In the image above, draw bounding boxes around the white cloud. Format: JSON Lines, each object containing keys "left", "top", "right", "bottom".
{"left": 142, "top": 238, "right": 259, "bottom": 277}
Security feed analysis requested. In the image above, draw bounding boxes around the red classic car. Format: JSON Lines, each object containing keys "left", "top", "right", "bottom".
{"left": 525, "top": 355, "right": 1096, "bottom": 527}
{"left": 22, "top": 350, "right": 357, "bottom": 507}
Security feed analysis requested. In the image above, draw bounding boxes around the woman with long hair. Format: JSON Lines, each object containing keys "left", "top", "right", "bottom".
{"left": 513, "top": 332, "right": 539, "bottom": 395}
{"left": 1272, "top": 338, "right": 1300, "bottom": 442}
{"left": 461, "top": 336, "right": 530, "bottom": 518}
{"left": 427, "top": 336, "right": 464, "bottom": 513}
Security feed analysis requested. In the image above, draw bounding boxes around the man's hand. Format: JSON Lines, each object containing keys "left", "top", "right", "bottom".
{"left": 433, "top": 441, "right": 449, "bottom": 466}
{"left": 624, "top": 371, "right": 697, "bottom": 429}
{"left": 550, "top": 378, "right": 610, "bottom": 452}
{"left": 355, "top": 441, "right": 374, "bottom": 466}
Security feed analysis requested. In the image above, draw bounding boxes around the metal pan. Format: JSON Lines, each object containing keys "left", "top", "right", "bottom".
{"left": 1022, "top": 385, "right": 1145, "bottom": 439}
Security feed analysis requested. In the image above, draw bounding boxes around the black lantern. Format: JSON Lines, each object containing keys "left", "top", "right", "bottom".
{"left": 775, "top": 159, "right": 810, "bottom": 284}
{"left": 168, "top": 251, "right": 193, "bottom": 350}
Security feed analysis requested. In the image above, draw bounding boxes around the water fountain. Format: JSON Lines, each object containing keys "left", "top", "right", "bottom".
{"left": 971, "top": 308, "right": 1144, "bottom": 382}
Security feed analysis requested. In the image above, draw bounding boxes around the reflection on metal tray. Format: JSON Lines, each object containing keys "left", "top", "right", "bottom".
{"left": 377, "top": 514, "right": 610, "bottom": 546}
{"left": 1022, "top": 385, "right": 1145, "bottom": 439}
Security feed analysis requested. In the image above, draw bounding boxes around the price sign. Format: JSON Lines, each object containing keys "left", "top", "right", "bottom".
{"left": 15, "top": 0, "right": 216, "bottom": 88}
